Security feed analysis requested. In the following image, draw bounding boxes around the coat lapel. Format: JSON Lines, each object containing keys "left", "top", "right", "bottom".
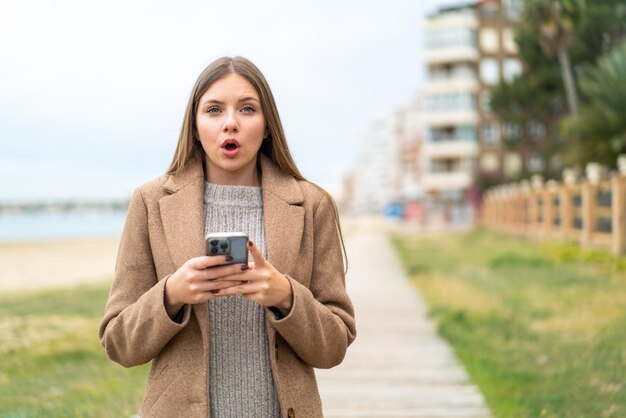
{"left": 159, "top": 157, "right": 209, "bottom": 348}
{"left": 157, "top": 154, "right": 305, "bottom": 356}
{"left": 159, "top": 162, "right": 206, "bottom": 270}
{"left": 260, "top": 155, "right": 305, "bottom": 276}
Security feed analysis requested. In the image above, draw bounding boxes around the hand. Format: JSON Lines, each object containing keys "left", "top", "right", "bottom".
{"left": 214, "top": 241, "right": 294, "bottom": 315}
{"left": 164, "top": 255, "right": 247, "bottom": 317}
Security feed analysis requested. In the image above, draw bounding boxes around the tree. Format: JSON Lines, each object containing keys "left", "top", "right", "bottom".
{"left": 526, "top": 0, "right": 584, "bottom": 116}
{"left": 490, "top": 0, "right": 626, "bottom": 177}
{"left": 562, "top": 41, "right": 626, "bottom": 167}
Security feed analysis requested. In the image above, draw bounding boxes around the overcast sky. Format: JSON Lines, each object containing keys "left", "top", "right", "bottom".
{"left": 0, "top": 0, "right": 457, "bottom": 202}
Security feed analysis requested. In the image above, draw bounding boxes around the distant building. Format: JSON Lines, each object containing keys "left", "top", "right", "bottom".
{"left": 421, "top": 0, "right": 522, "bottom": 227}
{"left": 349, "top": 118, "right": 402, "bottom": 214}
{"left": 344, "top": 0, "right": 525, "bottom": 223}
{"left": 423, "top": 2, "right": 480, "bottom": 226}
{"left": 475, "top": 0, "right": 525, "bottom": 188}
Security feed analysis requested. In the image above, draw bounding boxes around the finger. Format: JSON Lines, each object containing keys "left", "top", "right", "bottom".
{"left": 202, "top": 263, "right": 249, "bottom": 280}
{"left": 247, "top": 240, "right": 266, "bottom": 267}
{"left": 198, "top": 280, "right": 242, "bottom": 293}
{"left": 214, "top": 269, "right": 254, "bottom": 283}
{"left": 215, "top": 280, "right": 265, "bottom": 297}
{"left": 188, "top": 255, "right": 232, "bottom": 270}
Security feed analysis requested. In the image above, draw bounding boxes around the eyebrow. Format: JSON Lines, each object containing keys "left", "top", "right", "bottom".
{"left": 201, "top": 96, "right": 260, "bottom": 106}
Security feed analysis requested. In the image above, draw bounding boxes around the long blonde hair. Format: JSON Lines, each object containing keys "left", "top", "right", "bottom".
{"left": 167, "top": 56, "right": 347, "bottom": 271}
{"left": 167, "top": 56, "right": 302, "bottom": 180}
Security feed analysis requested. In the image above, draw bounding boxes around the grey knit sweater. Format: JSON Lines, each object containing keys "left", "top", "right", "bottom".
{"left": 203, "top": 182, "right": 280, "bottom": 418}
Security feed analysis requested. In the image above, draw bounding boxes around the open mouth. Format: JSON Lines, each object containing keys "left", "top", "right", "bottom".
{"left": 222, "top": 138, "right": 240, "bottom": 151}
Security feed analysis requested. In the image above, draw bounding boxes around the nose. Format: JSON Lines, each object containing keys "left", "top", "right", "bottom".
{"left": 222, "top": 110, "right": 239, "bottom": 133}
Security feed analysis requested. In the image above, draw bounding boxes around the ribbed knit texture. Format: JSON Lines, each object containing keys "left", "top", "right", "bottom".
{"left": 204, "top": 182, "right": 280, "bottom": 418}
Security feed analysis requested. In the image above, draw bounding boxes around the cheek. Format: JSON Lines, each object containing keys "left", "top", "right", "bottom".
{"left": 196, "top": 118, "right": 219, "bottom": 141}
{"left": 252, "top": 118, "right": 267, "bottom": 139}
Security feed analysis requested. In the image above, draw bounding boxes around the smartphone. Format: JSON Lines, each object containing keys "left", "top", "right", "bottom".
{"left": 206, "top": 232, "right": 249, "bottom": 265}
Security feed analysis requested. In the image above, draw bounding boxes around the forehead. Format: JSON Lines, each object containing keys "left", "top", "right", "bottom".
{"left": 201, "top": 73, "right": 259, "bottom": 101}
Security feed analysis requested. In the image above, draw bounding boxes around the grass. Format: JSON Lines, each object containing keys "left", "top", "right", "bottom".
{"left": 0, "top": 283, "right": 148, "bottom": 417}
{"left": 392, "top": 228, "right": 626, "bottom": 418}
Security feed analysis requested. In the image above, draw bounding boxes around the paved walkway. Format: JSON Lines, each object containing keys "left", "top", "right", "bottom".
{"left": 316, "top": 229, "right": 492, "bottom": 418}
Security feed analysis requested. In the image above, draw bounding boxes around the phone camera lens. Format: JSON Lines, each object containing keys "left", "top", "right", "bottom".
{"left": 210, "top": 240, "right": 219, "bottom": 246}
{"left": 210, "top": 248, "right": 218, "bottom": 254}
{"left": 220, "top": 242, "right": 228, "bottom": 250}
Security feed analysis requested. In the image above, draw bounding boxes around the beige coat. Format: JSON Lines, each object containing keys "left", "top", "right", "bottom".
{"left": 99, "top": 154, "right": 356, "bottom": 417}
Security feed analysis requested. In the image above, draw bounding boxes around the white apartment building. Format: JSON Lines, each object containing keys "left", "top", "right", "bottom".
{"left": 349, "top": 118, "right": 402, "bottom": 214}
{"left": 422, "top": 3, "right": 479, "bottom": 225}
{"left": 420, "top": 0, "right": 522, "bottom": 227}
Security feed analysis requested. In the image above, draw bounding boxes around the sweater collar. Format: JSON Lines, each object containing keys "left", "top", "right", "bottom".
{"left": 163, "top": 153, "right": 304, "bottom": 205}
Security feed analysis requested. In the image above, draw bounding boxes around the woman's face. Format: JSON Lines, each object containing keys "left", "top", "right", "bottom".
{"left": 195, "top": 73, "right": 266, "bottom": 185}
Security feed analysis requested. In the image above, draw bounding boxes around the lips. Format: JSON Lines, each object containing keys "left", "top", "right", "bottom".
{"left": 221, "top": 138, "right": 241, "bottom": 158}
{"left": 222, "top": 138, "right": 240, "bottom": 150}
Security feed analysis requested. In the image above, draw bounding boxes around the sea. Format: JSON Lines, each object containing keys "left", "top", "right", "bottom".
{"left": 0, "top": 210, "right": 128, "bottom": 242}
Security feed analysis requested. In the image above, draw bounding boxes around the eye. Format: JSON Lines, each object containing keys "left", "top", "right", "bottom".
{"left": 241, "top": 105, "right": 256, "bottom": 113}
{"left": 207, "top": 107, "right": 221, "bottom": 114}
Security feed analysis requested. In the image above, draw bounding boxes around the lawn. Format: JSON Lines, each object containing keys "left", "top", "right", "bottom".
{"left": 392, "top": 228, "right": 626, "bottom": 418}
{"left": 0, "top": 283, "right": 148, "bottom": 417}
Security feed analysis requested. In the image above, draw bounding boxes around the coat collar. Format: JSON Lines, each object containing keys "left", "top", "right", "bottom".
{"left": 162, "top": 153, "right": 304, "bottom": 205}
{"left": 158, "top": 152, "right": 305, "bottom": 347}
{"left": 160, "top": 153, "right": 304, "bottom": 268}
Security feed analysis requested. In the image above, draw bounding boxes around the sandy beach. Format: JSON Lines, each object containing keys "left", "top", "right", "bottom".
{"left": 0, "top": 236, "right": 120, "bottom": 293}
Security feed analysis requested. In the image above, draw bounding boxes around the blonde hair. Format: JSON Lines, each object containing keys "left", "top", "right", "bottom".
{"left": 167, "top": 56, "right": 303, "bottom": 181}
{"left": 167, "top": 56, "right": 347, "bottom": 271}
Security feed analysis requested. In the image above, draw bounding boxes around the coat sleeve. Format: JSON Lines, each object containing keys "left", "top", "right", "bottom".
{"left": 98, "top": 188, "right": 191, "bottom": 368}
{"left": 267, "top": 193, "right": 356, "bottom": 369}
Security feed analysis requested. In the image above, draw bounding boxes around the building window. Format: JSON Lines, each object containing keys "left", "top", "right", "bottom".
{"left": 504, "top": 122, "right": 520, "bottom": 142}
{"left": 429, "top": 125, "right": 477, "bottom": 142}
{"left": 503, "top": 58, "right": 522, "bottom": 82}
{"left": 482, "top": 3, "right": 500, "bottom": 19}
{"left": 480, "top": 58, "right": 499, "bottom": 85}
{"left": 425, "top": 92, "right": 476, "bottom": 112}
{"left": 432, "top": 158, "right": 461, "bottom": 173}
{"left": 528, "top": 154, "right": 544, "bottom": 172}
{"left": 502, "top": 28, "right": 518, "bottom": 53}
{"left": 429, "top": 63, "right": 476, "bottom": 81}
{"left": 426, "top": 28, "right": 477, "bottom": 50}
{"left": 481, "top": 122, "right": 500, "bottom": 145}
{"left": 480, "top": 152, "right": 500, "bottom": 172}
{"left": 480, "top": 91, "right": 491, "bottom": 112}
{"left": 457, "top": 125, "right": 477, "bottom": 141}
{"left": 504, "top": 153, "right": 522, "bottom": 177}
{"left": 480, "top": 28, "right": 499, "bottom": 53}
{"left": 527, "top": 121, "right": 546, "bottom": 139}
{"left": 503, "top": 0, "right": 523, "bottom": 21}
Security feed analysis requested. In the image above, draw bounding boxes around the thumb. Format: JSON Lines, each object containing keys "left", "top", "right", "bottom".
{"left": 247, "top": 240, "right": 266, "bottom": 266}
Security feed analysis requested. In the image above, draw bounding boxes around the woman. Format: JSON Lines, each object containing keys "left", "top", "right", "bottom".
{"left": 99, "top": 56, "right": 356, "bottom": 418}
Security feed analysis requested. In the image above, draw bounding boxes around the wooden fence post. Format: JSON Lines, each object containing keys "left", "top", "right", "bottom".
{"left": 560, "top": 184, "right": 572, "bottom": 239}
{"left": 611, "top": 175, "right": 626, "bottom": 256}
{"left": 541, "top": 188, "right": 548, "bottom": 237}
{"left": 581, "top": 181, "right": 597, "bottom": 247}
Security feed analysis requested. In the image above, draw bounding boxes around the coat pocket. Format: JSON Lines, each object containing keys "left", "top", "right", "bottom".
{"left": 141, "top": 373, "right": 184, "bottom": 417}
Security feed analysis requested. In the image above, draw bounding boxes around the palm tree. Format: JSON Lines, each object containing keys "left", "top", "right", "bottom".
{"left": 563, "top": 41, "right": 626, "bottom": 166}
{"left": 527, "top": 0, "right": 585, "bottom": 116}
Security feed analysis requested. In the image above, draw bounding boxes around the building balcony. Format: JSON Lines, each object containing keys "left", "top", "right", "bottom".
{"left": 426, "top": 12, "right": 478, "bottom": 31}
{"left": 423, "top": 140, "right": 478, "bottom": 159}
{"left": 423, "top": 78, "right": 479, "bottom": 93}
{"left": 424, "top": 110, "right": 479, "bottom": 127}
{"left": 422, "top": 171, "right": 473, "bottom": 191}
{"left": 426, "top": 46, "right": 479, "bottom": 65}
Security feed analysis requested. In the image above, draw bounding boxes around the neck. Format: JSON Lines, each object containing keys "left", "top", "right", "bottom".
{"left": 204, "top": 158, "right": 261, "bottom": 187}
